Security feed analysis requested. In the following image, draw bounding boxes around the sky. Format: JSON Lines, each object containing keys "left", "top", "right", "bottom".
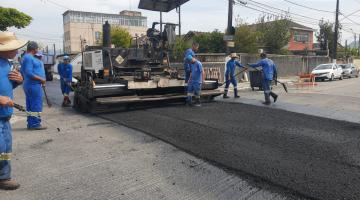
{"left": 2, "top": 0, "right": 360, "bottom": 51}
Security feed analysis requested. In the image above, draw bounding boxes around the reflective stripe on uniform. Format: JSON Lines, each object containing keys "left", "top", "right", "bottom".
{"left": 0, "top": 153, "right": 11, "bottom": 161}
{"left": 187, "top": 93, "right": 193, "bottom": 96}
{"left": 27, "top": 112, "right": 41, "bottom": 117}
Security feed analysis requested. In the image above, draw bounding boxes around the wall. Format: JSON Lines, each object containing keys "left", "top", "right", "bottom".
{"left": 171, "top": 53, "right": 331, "bottom": 81}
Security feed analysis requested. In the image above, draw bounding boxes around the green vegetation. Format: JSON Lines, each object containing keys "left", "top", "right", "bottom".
{"left": 111, "top": 26, "right": 132, "bottom": 48}
{"left": 0, "top": 7, "right": 32, "bottom": 31}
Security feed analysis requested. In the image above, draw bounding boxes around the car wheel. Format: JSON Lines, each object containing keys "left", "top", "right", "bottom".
{"left": 339, "top": 75, "right": 343, "bottom": 80}
{"left": 330, "top": 74, "right": 334, "bottom": 81}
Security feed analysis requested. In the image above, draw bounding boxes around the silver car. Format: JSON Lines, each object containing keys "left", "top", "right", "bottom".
{"left": 340, "top": 64, "right": 359, "bottom": 78}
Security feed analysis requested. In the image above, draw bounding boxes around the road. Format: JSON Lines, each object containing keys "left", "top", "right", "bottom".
{"left": 1, "top": 76, "right": 359, "bottom": 200}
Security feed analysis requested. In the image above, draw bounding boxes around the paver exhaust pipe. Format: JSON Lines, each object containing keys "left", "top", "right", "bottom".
{"left": 103, "top": 21, "right": 111, "bottom": 48}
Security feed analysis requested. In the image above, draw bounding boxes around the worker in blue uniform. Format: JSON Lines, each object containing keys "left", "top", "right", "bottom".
{"left": 183, "top": 42, "right": 199, "bottom": 83}
{"left": 57, "top": 56, "right": 73, "bottom": 107}
{"left": 248, "top": 53, "right": 278, "bottom": 105}
{"left": 0, "top": 32, "right": 26, "bottom": 190}
{"left": 224, "top": 53, "right": 245, "bottom": 99}
{"left": 186, "top": 55, "right": 204, "bottom": 107}
{"left": 21, "top": 41, "right": 47, "bottom": 130}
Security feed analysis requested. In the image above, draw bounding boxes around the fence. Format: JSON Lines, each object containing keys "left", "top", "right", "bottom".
{"left": 171, "top": 53, "right": 331, "bottom": 82}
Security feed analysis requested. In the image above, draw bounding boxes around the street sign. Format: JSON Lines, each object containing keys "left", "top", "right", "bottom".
{"left": 227, "top": 41, "right": 235, "bottom": 47}
{"left": 223, "top": 35, "right": 234, "bottom": 41}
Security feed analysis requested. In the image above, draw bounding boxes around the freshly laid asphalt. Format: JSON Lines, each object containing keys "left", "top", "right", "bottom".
{"left": 101, "top": 102, "right": 360, "bottom": 200}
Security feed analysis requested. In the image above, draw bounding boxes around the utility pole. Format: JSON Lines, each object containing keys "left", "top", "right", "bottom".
{"left": 345, "top": 40, "right": 347, "bottom": 60}
{"left": 177, "top": 6, "right": 181, "bottom": 36}
{"left": 227, "top": 0, "right": 233, "bottom": 35}
{"left": 358, "top": 34, "right": 360, "bottom": 56}
{"left": 226, "top": 0, "right": 234, "bottom": 54}
{"left": 333, "top": 0, "right": 340, "bottom": 62}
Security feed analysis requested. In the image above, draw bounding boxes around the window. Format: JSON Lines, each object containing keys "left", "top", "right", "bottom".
{"left": 294, "top": 31, "right": 310, "bottom": 42}
{"left": 95, "top": 31, "right": 101, "bottom": 41}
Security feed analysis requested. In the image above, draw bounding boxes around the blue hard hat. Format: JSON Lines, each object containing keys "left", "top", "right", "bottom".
{"left": 185, "top": 54, "right": 193, "bottom": 62}
{"left": 63, "top": 55, "right": 70, "bottom": 60}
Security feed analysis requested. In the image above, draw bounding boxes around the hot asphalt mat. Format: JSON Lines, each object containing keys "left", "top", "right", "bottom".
{"left": 100, "top": 102, "right": 360, "bottom": 200}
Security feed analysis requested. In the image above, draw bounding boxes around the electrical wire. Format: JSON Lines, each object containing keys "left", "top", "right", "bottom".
{"left": 234, "top": 0, "right": 320, "bottom": 26}
{"left": 41, "top": 0, "right": 71, "bottom": 10}
{"left": 282, "top": 0, "right": 334, "bottom": 13}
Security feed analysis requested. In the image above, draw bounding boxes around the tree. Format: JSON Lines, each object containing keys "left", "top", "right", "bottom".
{"left": 256, "top": 17, "right": 291, "bottom": 54}
{"left": 234, "top": 24, "right": 260, "bottom": 53}
{"left": 0, "top": 7, "right": 32, "bottom": 31}
{"left": 171, "top": 37, "right": 189, "bottom": 61}
{"left": 193, "top": 30, "right": 226, "bottom": 53}
{"left": 111, "top": 26, "right": 132, "bottom": 48}
{"left": 316, "top": 19, "right": 338, "bottom": 58}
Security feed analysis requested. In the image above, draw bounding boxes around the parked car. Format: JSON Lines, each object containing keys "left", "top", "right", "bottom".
{"left": 311, "top": 63, "right": 343, "bottom": 81}
{"left": 339, "top": 64, "right": 359, "bottom": 78}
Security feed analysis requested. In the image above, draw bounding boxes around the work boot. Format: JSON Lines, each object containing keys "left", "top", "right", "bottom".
{"left": 263, "top": 93, "right": 271, "bottom": 105}
{"left": 270, "top": 92, "right": 278, "bottom": 103}
{"left": 62, "top": 97, "right": 71, "bottom": 107}
{"left": 234, "top": 89, "right": 240, "bottom": 98}
{"left": 194, "top": 98, "right": 201, "bottom": 107}
{"left": 28, "top": 126, "right": 48, "bottom": 131}
{"left": 0, "top": 179, "right": 20, "bottom": 190}
{"left": 223, "top": 90, "right": 230, "bottom": 99}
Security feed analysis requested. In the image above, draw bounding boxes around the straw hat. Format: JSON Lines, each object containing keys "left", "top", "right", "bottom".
{"left": 0, "top": 32, "right": 28, "bottom": 52}
{"left": 230, "top": 53, "right": 239, "bottom": 58}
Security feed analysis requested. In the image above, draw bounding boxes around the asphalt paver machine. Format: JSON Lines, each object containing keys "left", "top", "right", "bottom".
{"left": 73, "top": 0, "right": 222, "bottom": 113}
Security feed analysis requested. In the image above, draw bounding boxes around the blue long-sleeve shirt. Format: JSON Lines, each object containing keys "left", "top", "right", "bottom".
{"left": 57, "top": 63, "right": 73, "bottom": 82}
{"left": 189, "top": 60, "right": 203, "bottom": 84}
{"left": 0, "top": 57, "right": 19, "bottom": 118}
{"left": 225, "top": 59, "right": 244, "bottom": 78}
{"left": 249, "top": 58, "right": 277, "bottom": 80}
{"left": 21, "top": 53, "right": 45, "bottom": 85}
{"left": 184, "top": 48, "right": 195, "bottom": 72}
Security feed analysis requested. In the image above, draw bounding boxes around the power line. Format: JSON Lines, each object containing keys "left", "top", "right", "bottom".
{"left": 340, "top": 12, "right": 360, "bottom": 26}
{"left": 15, "top": 33, "right": 63, "bottom": 42}
{"left": 340, "top": 8, "right": 360, "bottom": 21}
{"left": 235, "top": 0, "right": 320, "bottom": 24}
{"left": 245, "top": 0, "right": 322, "bottom": 22}
{"left": 282, "top": 0, "right": 334, "bottom": 13}
{"left": 234, "top": 1, "right": 320, "bottom": 26}
{"left": 41, "top": 0, "right": 71, "bottom": 10}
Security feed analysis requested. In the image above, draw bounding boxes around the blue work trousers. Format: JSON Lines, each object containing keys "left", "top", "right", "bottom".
{"left": 184, "top": 63, "right": 191, "bottom": 84}
{"left": 262, "top": 79, "right": 272, "bottom": 95}
{"left": 225, "top": 77, "right": 238, "bottom": 90}
{"left": 24, "top": 84, "right": 43, "bottom": 128}
{"left": 187, "top": 83, "right": 202, "bottom": 103}
{"left": 0, "top": 120, "right": 12, "bottom": 180}
{"left": 60, "top": 79, "right": 71, "bottom": 95}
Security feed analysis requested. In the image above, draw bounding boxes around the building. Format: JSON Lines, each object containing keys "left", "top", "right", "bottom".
{"left": 287, "top": 21, "right": 315, "bottom": 52}
{"left": 247, "top": 20, "right": 315, "bottom": 54}
{"left": 63, "top": 10, "right": 147, "bottom": 53}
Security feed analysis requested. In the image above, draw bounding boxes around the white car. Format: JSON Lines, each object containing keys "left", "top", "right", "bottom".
{"left": 311, "top": 63, "right": 343, "bottom": 81}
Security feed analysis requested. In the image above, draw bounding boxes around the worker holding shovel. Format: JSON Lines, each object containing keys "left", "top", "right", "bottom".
{"left": 223, "top": 53, "right": 246, "bottom": 99}
{"left": 57, "top": 55, "right": 73, "bottom": 107}
{"left": 0, "top": 32, "right": 26, "bottom": 190}
{"left": 248, "top": 53, "right": 278, "bottom": 105}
